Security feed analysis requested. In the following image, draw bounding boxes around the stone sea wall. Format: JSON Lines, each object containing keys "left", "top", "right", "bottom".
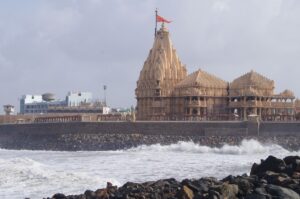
{"left": 0, "top": 121, "right": 300, "bottom": 151}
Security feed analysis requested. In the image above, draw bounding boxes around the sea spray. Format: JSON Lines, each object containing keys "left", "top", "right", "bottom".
{"left": 127, "top": 139, "right": 289, "bottom": 155}
{"left": 0, "top": 139, "right": 299, "bottom": 198}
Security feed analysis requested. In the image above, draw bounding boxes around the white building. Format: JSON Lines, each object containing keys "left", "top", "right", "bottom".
{"left": 19, "top": 92, "right": 109, "bottom": 115}
{"left": 20, "top": 94, "right": 64, "bottom": 114}
{"left": 66, "top": 92, "right": 92, "bottom": 106}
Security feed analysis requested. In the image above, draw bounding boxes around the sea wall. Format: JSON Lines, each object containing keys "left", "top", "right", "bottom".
{"left": 0, "top": 121, "right": 300, "bottom": 150}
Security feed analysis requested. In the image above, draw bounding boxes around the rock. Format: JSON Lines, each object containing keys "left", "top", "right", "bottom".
{"left": 245, "top": 193, "right": 269, "bottom": 199}
{"left": 222, "top": 175, "right": 235, "bottom": 183}
{"left": 176, "top": 185, "right": 194, "bottom": 199}
{"left": 266, "top": 184, "right": 300, "bottom": 199}
{"left": 181, "top": 179, "right": 200, "bottom": 193}
{"left": 208, "top": 189, "right": 221, "bottom": 199}
{"left": 284, "top": 156, "right": 300, "bottom": 165}
{"left": 284, "top": 156, "right": 300, "bottom": 172}
{"left": 262, "top": 171, "right": 292, "bottom": 186}
{"left": 247, "top": 187, "right": 272, "bottom": 199}
{"left": 250, "top": 155, "right": 286, "bottom": 176}
{"left": 95, "top": 188, "right": 109, "bottom": 199}
{"left": 230, "top": 176, "right": 253, "bottom": 195}
{"left": 52, "top": 193, "right": 67, "bottom": 199}
{"left": 292, "top": 172, "right": 300, "bottom": 179}
{"left": 46, "top": 156, "right": 300, "bottom": 199}
{"left": 219, "top": 183, "right": 238, "bottom": 199}
{"left": 84, "top": 190, "right": 95, "bottom": 199}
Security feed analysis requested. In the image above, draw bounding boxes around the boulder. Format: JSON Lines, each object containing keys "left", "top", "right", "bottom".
{"left": 181, "top": 179, "right": 200, "bottom": 193}
{"left": 262, "top": 171, "right": 292, "bottom": 186}
{"left": 231, "top": 176, "right": 253, "bottom": 195}
{"left": 208, "top": 189, "right": 221, "bottom": 199}
{"left": 219, "top": 183, "right": 238, "bottom": 199}
{"left": 84, "top": 190, "right": 96, "bottom": 199}
{"left": 292, "top": 172, "right": 300, "bottom": 179}
{"left": 266, "top": 184, "right": 300, "bottom": 199}
{"left": 52, "top": 193, "right": 67, "bottom": 199}
{"left": 250, "top": 156, "right": 286, "bottom": 176}
{"left": 284, "top": 156, "right": 300, "bottom": 165}
{"left": 95, "top": 188, "right": 109, "bottom": 199}
{"left": 284, "top": 156, "right": 300, "bottom": 172}
{"left": 176, "top": 185, "right": 194, "bottom": 199}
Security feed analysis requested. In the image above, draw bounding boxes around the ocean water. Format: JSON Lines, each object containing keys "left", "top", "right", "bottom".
{"left": 0, "top": 139, "right": 299, "bottom": 199}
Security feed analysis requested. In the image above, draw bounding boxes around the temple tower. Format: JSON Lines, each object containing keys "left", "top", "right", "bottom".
{"left": 135, "top": 24, "right": 187, "bottom": 120}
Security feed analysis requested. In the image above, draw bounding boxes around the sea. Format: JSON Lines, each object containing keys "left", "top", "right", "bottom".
{"left": 0, "top": 139, "right": 299, "bottom": 199}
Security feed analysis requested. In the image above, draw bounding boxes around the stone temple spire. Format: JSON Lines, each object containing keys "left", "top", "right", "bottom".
{"left": 135, "top": 24, "right": 187, "bottom": 120}
{"left": 136, "top": 24, "right": 187, "bottom": 96}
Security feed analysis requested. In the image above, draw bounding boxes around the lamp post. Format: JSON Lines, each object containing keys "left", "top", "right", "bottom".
{"left": 103, "top": 85, "right": 107, "bottom": 106}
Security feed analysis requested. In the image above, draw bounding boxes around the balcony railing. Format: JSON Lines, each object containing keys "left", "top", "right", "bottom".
{"left": 229, "top": 101, "right": 294, "bottom": 108}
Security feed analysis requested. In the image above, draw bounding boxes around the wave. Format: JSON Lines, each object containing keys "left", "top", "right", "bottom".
{"left": 0, "top": 157, "right": 121, "bottom": 198}
{"left": 127, "top": 139, "right": 290, "bottom": 155}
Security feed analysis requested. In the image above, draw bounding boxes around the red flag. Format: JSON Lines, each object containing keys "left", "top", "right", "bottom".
{"left": 156, "top": 15, "right": 171, "bottom": 23}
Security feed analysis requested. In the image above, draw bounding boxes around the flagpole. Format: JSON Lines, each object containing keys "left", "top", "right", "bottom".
{"left": 155, "top": 8, "right": 158, "bottom": 37}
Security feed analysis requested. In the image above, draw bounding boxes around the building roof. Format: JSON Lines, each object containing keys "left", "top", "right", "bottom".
{"left": 230, "top": 70, "right": 274, "bottom": 90}
{"left": 279, "top": 89, "right": 295, "bottom": 98}
{"left": 175, "top": 69, "right": 228, "bottom": 89}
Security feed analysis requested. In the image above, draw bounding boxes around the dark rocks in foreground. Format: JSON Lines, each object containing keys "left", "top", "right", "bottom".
{"left": 47, "top": 155, "right": 300, "bottom": 199}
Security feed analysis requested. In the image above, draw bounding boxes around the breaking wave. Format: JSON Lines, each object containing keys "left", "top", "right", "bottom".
{"left": 127, "top": 139, "right": 290, "bottom": 155}
{"left": 0, "top": 139, "right": 298, "bottom": 198}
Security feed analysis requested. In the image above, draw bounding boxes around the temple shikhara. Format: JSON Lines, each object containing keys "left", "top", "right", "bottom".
{"left": 135, "top": 23, "right": 296, "bottom": 121}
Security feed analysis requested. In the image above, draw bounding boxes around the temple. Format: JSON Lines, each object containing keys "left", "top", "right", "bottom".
{"left": 135, "top": 24, "right": 296, "bottom": 121}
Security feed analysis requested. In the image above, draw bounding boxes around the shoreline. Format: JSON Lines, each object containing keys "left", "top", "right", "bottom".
{"left": 46, "top": 155, "right": 300, "bottom": 199}
{"left": 1, "top": 135, "right": 300, "bottom": 151}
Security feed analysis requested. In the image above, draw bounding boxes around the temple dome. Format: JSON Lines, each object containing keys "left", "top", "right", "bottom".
{"left": 230, "top": 70, "right": 274, "bottom": 90}
{"left": 279, "top": 89, "right": 295, "bottom": 98}
{"left": 175, "top": 69, "right": 228, "bottom": 89}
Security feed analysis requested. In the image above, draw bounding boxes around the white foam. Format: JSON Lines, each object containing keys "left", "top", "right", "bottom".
{"left": 0, "top": 139, "right": 298, "bottom": 199}
{"left": 127, "top": 139, "right": 289, "bottom": 155}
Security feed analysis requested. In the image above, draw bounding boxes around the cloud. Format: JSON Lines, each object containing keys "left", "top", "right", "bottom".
{"left": 0, "top": 0, "right": 300, "bottom": 113}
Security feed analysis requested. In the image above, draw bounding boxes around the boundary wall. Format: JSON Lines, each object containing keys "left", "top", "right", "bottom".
{"left": 0, "top": 121, "right": 300, "bottom": 150}
{"left": 1, "top": 121, "right": 300, "bottom": 136}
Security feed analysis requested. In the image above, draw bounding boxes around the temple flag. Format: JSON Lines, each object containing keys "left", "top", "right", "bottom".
{"left": 156, "top": 15, "right": 172, "bottom": 23}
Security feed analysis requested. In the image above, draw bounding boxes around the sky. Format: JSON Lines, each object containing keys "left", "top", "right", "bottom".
{"left": 0, "top": 0, "right": 300, "bottom": 113}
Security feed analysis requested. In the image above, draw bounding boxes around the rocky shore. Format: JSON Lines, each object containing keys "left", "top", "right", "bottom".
{"left": 58, "top": 134, "right": 300, "bottom": 151}
{"left": 3, "top": 133, "right": 300, "bottom": 151}
{"left": 47, "top": 155, "right": 300, "bottom": 199}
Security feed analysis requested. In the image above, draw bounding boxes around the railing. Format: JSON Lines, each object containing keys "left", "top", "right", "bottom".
{"left": 271, "top": 102, "right": 294, "bottom": 108}
{"left": 229, "top": 101, "right": 294, "bottom": 108}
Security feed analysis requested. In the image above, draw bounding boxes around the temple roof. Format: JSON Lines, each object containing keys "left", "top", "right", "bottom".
{"left": 279, "top": 89, "right": 295, "bottom": 98}
{"left": 175, "top": 69, "right": 228, "bottom": 89}
{"left": 230, "top": 70, "right": 274, "bottom": 90}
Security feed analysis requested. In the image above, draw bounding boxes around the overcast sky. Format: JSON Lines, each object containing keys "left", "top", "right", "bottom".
{"left": 0, "top": 0, "right": 300, "bottom": 113}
